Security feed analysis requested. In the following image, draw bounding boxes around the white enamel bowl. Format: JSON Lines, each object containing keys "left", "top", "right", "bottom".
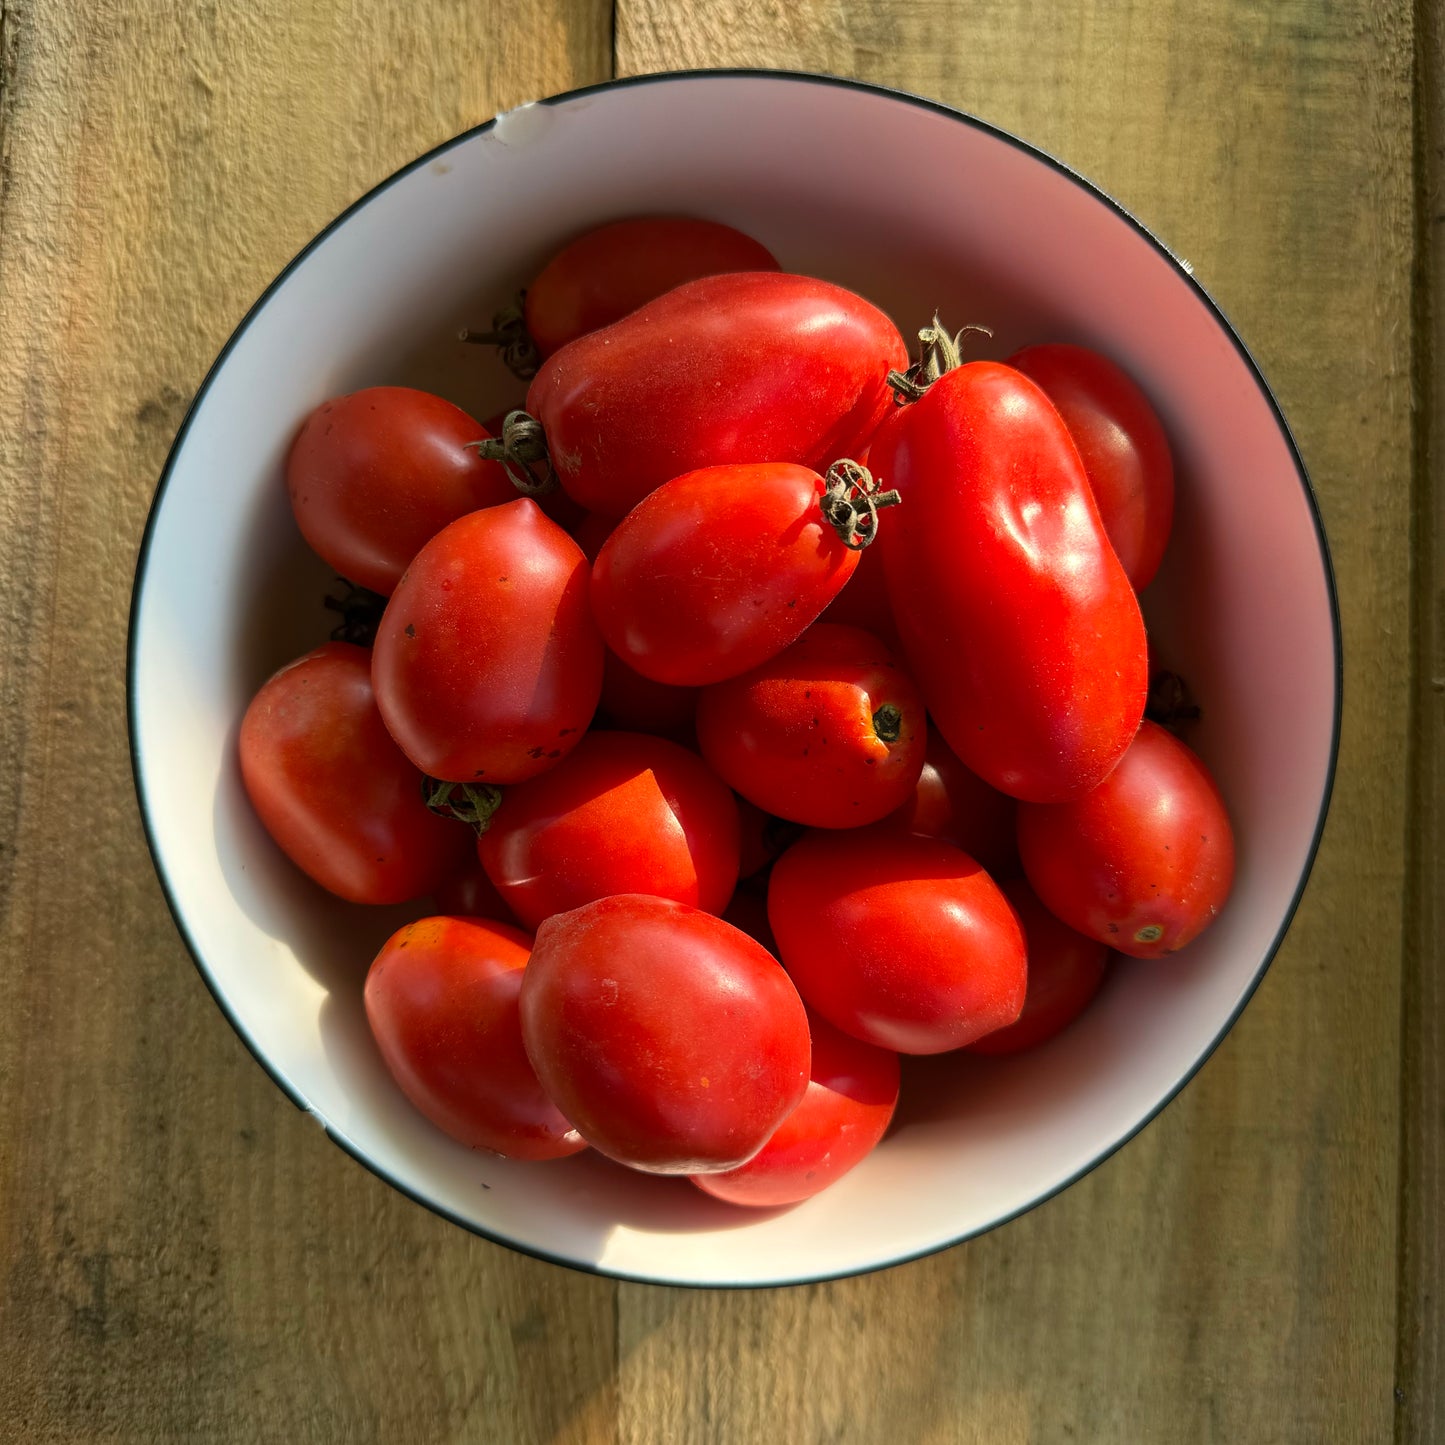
{"left": 128, "top": 71, "right": 1339, "bottom": 1287}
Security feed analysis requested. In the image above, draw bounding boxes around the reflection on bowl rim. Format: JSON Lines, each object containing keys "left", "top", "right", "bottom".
{"left": 125, "top": 68, "right": 1343, "bottom": 1289}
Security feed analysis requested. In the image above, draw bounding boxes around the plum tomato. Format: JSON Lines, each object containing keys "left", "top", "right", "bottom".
{"left": 285, "top": 387, "right": 516, "bottom": 596}
{"left": 526, "top": 272, "right": 907, "bottom": 517}
{"left": 477, "top": 731, "right": 740, "bottom": 931}
{"left": 371, "top": 499, "right": 603, "bottom": 783}
{"left": 432, "top": 856, "right": 518, "bottom": 926}
{"left": 590, "top": 462, "right": 877, "bottom": 686}
{"left": 874, "top": 347, "right": 1147, "bottom": 802}
{"left": 969, "top": 878, "right": 1109, "bottom": 1054}
{"left": 519, "top": 895, "right": 811, "bottom": 1174}
{"left": 880, "top": 724, "right": 1019, "bottom": 878}
{"left": 524, "top": 215, "right": 780, "bottom": 359}
{"left": 768, "top": 827, "right": 1027, "bottom": 1054}
{"left": 238, "top": 642, "right": 469, "bottom": 904}
{"left": 1016, "top": 720, "right": 1235, "bottom": 958}
{"left": 1008, "top": 342, "right": 1175, "bottom": 591}
{"left": 695, "top": 623, "right": 926, "bottom": 828}
{"left": 364, "top": 916, "right": 585, "bottom": 1160}
{"left": 691, "top": 1011, "right": 899, "bottom": 1207}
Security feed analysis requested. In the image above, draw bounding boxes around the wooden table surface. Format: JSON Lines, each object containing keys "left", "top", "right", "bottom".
{"left": 1, "top": 1, "right": 1438, "bottom": 1441}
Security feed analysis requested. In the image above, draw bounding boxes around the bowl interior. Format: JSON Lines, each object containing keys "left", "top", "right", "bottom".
{"left": 130, "top": 73, "right": 1337, "bottom": 1286}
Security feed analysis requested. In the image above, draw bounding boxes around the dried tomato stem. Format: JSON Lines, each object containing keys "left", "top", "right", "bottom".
{"left": 871, "top": 703, "right": 902, "bottom": 744}
{"left": 323, "top": 577, "right": 387, "bottom": 647}
{"left": 421, "top": 777, "right": 503, "bottom": 835}
{"left": 888, "top": 316, "right": 994, "bottom": 405}
{"left": 820, "top": 459, "right": 901, "bottom": 550}
{"left": 457, "top": 292, "right": 540, "bottom": 380}
{"left": 468, "top": 409, "right": 558, "bottom": 497}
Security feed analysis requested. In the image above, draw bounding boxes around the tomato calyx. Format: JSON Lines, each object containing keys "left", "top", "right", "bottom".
{"left": 322, "top": 577, "right": 387, "bottom": 647}
{"left": 421, "top": 776, "right": 503, "bottom": 835}
{"left": 871, "top": 702, "right": 903, "bottom": 743}
{"left": 467, "top": 409, "right": 557, "bottom": 496}
{"left": 458, "top": 292, "right": 541, "bottom": 380}
{"left": 886, "top": 316, "right": 994, "bottom": 404}
{"left": 819, "top": 459, "right": 901, "bottom": 550}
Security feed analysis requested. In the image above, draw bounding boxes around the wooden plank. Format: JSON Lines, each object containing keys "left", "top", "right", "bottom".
{"left": 615, "top": 3, "right": 1415, "bottom": 1442}
{"left": 1397, "top": 0, "right": 1445, "bottom": 1437}
{"left": 0, "top": 4, "right": 616, "bottom": 1442}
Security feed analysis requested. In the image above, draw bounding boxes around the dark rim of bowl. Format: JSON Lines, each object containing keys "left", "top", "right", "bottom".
{"left": 126, "top": 67, "right": 1344, "bottom": 1291}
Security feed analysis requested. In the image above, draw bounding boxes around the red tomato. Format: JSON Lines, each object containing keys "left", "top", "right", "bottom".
{"left": 721, "top": 883, "right": 778, "bottom": 955}
{"left": 590, "top": 463, "right": 866, "bottom": 686}
{"left": 695, "top": 624, "right": 926, "bottom": 828}
{"left": 691, "top": 1011, "right": 899, "bottom": 1207}
{"left": 735, "top": 798, "right": 803, "bottom": 881}
{"left": 524, "top": 215, "right": 780, "bottom": 358}
{"left": 969, "top": 879, "right": 1109, "bottom": 1054}
{"left": 285, "top": 388, "right": 516, "bottom": 596}
{"left": 570, "top": 510, "right": 615, "bottom": 563}
{"left": 520, "top": 895, "right": 811, "bottom": 1174}
{"left": 1016, "top": 721, "right": 1235, "bottom": 958}
{"left": 364, "top": 916, "right": 585, "bottom": 1160}
{"left": 1008, "top": 343, "right": 1175, "bottom": 591}
{"left": 596, "top": 652, "right": 700, "bottom": 737}
{"left": 477, "top": 731, "right": 740, "bottom": 930}
{"left": 817, "top": 534, "right": 900, "bottom": 649}
{"left": 371, "top": 499, "right": 602, "bottom": 783}
{"left": 880, "top": 724, "right": 1019, "bottom": 879}
{"left": 238, "top": 643, "right": 469, "bottom": 904}
{"left": 527, "top": 272, "right": 907, "bottom": 517}
{"left": 768, "top": 828, "right": 1027, "bottom": 1054}
{"left": 432, "top": 856, "right": 517, "bottom": 925}
{"left": 875, "top": 359, "right": 1147, "bottom": 802}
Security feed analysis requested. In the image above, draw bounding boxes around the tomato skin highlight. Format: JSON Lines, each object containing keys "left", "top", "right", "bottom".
{"left": 874, "top": 361, "right": 1148, "bottom": 803}
{"left": 691, "top": 1011, "right": 899, "bottom": 1207}
{"left": 1008, "top": 343, "right": 1175, "bottom": 592}
{"left": 364, "top": 916, "right": 586, "bottom": 1160}
{"left": 520, "top": 895, "right": 811, "bottom": 1174}
{"left": 768, "top": 828, "right": 1027, "bottom": 1055}
{"left": 590, "top": 463, "right": 859, "bottom": 687}
{"left": 478, "top": 731, "right": 740, "bottom": 931}
{"left": 880, "top": 724, "right": 1019, "bottom": 879}
{"left": 969, "top": 878, "right": 1109, "bottom": 1054}
{"left": 695, "top": 624, "right": 925, "bottom": 829}
{"left": 286, "top": 387, "right": 516, "bottom": 596}
{"left": 238, "top": 642, "right": 469, "bottom": 904}
{"left": 371, "top": 499, "right": 603, "bottom": 784}
{"left": 524, "top": 215, "right": 779, "bottom": 358}
{"left": 528, "top": 272, "right": 908, "bottom": 517}
{"left": 1016, "top": 721, "right": 1235, "bottom": 958}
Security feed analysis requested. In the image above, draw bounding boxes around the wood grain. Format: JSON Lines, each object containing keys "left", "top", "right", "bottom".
{"left": 0, "top": 0, "right": 1427, "bottom": 1441}
{"left": 1398, "top": 1, "right": 1445, "bottom": 1438}
{"left": 0, "top": 4, "right": 616, "bottom": 1443}
{"left": 616, "top": 2, "right": 1415, "bottom": 1441}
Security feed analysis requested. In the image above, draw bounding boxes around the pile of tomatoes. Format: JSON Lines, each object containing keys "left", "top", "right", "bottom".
{"left": 239, "top": 215, "right": 1236, "bottom": 1209}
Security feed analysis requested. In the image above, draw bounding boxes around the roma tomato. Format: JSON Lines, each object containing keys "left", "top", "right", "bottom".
{"left": 432, "top": 856, "right": 517, "bottom": 925}
{"left": 286, "top": 387, "right": 516, "bottom": 595}
{"left": 880, "top": 724, "right": 1019, "bottom": 879}
{"left": 695, "top": 624, "right": 925, "bottom": 828}
{"left": 364, "top": 916, "right": 585, "bottom": 1160}
{"left": 874, "top": 355, "right": 1147, "bottom": 802}
{"left": 520, "top": 895, "right": 811, "bottom": 1174}
{"left": 371, "top": 499, "right": 603, "bottom": 783}
{"left": 1017, "top": 721, "right": 1235, "bottom": 958}
{"left": 478, "top": 731, "right": 740, "bottom": 930}
{"left": 526, "top": 272, "right": 907, "bottom": 517}
{"left": 238, "top": 642, "right": 469, "bottom": 904}
{"left": 969, "top": 878, "right": 1109, "bottom": 1054}
{"left": 691, "top": 1011, "right": 899, "bottom": 1207}
{"left": 1008, "top": 343, "right": 1175, "bottom": 591}
{"left": 524, "top": 215, "right": 779, "bottom": 358}
{"left": 768, "top": 828, "right": 1027, "bottom": 1054}
{"left": 590, "top": 463, "right": 870, "bottom": 686}
{"left": 817, "top": 534, "right": 900, "bottom": 649}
